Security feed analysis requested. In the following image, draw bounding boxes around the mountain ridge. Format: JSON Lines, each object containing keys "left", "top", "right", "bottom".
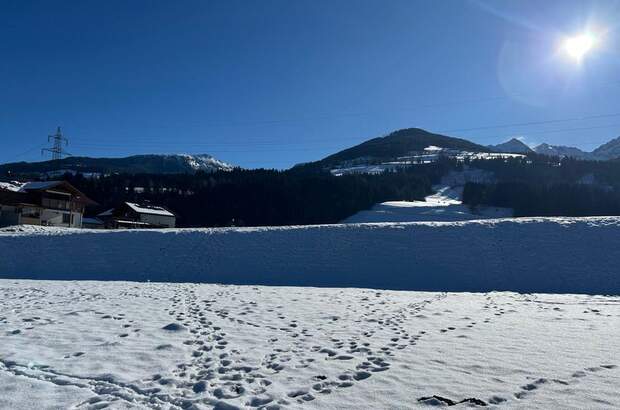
{"left": 0, "top": 154, "right": 233, "bottom": 177}
{"left": 4, "top": 128, "right": 620, "bottom": 178}
{"left": 488, "top": 138, "right": 533, "bottom": 154}
{"left": 532, "top": 143, "right": 593, "bottom": 160}
{"left": 297, "top": 128, "right": 492, "bottom": 170}
{"left": 592, "top": 136, "right": 620, "bottom": 160}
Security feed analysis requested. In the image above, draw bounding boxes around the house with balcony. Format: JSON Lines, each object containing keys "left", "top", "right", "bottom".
{"left": 0, "top": 180, "right": 96, "bottom": 228}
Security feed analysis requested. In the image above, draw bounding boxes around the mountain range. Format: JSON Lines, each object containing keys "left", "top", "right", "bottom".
{"left": 2, "top": 128, "right": 620, "bottom": 177}
{"left": 489, "top": 136, "right": 620, "bottom": 160}
{"left": 296, "top": 128, "right": 493, "bottom": 171}
{"left": 0, "top": 154, "right": 233, "bottom": 177}
{"left": 321, "top": 128, "right": 491, "bottom": 165}
{"left": 303, "top": 128, "right": 620, "bottom": 172}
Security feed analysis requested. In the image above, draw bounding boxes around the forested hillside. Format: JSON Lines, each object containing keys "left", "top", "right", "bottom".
{"left": 52, "top": 155, "right": 620, "bottom": 225}
{"left": 462, "top": 156, "right": 620, "bottom": 216}
{"left": 6, "top": 145, "right": 620, "bottom": 227}
{"left": 0, "top": 154, "right": 232, "bottom": 176}
{"left": 295, "top": 128, "right": 491, "bottom": 171}
{"left": 64, "top": 163, "right": 452, "bottom": 227}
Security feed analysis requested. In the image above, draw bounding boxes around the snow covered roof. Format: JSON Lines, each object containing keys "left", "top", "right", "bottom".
{"left": 115, "top": 219, "right": 152, "bottom": 226}
{"left": 0, "top": 181, "right": 24, "bottom": 192}
{"left": 18, "top": 181, "right": 63, "bottom": 191}
{"left": 1, "top": 180, "right": 97, "bottom": 205}
{"left": 1, "top": 181, "right": 62, "bottom": 192}
{"left": 125, "top": 202, "right": 175, "bottom": 217}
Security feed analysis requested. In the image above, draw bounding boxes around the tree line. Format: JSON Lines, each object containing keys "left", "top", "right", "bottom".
{"left": 462, "top": 155, "right": 620, "bottom": 216}
{"left": 51, "top": 154, "right": 620, "bottom": 224}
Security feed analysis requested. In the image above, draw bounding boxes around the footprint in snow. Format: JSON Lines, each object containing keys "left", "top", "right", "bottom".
{"left": 162, "top": 323, "right": 185, "bottom": 331}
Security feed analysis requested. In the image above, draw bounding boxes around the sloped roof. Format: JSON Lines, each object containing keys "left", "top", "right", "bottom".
{"left": 19, "top": 181, "right": 63, "bottom": 191}
{"left": 97, "top": 208, "right": 115, "bottom": 217}
{"left": 125, "top": 202, "right": 175, "bottom": 217}
{"left": 5, "top": 180, "right": 98, "bottom": 206}
{"left": 82, "top": 217, "right": 104, "bottom": 225}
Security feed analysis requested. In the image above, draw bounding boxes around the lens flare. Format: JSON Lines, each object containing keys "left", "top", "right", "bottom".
{"left": 562, "top": 33, "right": 597, "bottom": 61}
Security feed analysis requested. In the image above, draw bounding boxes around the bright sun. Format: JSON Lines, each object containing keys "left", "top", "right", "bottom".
{"left": 563, "top": 33, "right": 597, "bottom": 61}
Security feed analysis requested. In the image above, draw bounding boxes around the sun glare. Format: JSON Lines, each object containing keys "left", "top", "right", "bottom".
{"left": 563, "top": 33, "right": 597, "bottom": 61}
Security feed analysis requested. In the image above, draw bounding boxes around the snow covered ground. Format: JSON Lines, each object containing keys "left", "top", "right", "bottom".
{"left": 0, "top": 280, "right": 618, "bottom": 409}
{"left": 2, "top": 217, "right": 620, "bottom": 294}
{"left": 342, "top": 186, "right": 511, "bottom": 223}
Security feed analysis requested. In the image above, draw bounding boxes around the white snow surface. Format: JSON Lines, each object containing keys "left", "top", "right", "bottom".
{"left": 342, "top": 185, "right": 512, "bottom": 223}
{"left": 2, "top": 217, "right": 620, "bottom": 294}
{"left": 0, "top": 280, "right": 618, "bottom": 409}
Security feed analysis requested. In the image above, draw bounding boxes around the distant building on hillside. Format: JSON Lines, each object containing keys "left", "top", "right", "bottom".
{"left": 0, "top": 180, "right": 96, "bottom": 228}
{"left": 98, "top": 202, "right": 176, "bottom": 229}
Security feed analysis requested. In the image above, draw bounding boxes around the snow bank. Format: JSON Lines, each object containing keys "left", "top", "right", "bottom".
{"left": 1, "top": 217, "right": 620, "bottom": 294}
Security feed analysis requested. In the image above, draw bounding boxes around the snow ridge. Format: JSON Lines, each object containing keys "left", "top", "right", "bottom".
{"left": 174, "top": 154, "right": 234, "bottom": 172}
{"left": 2, "top": 217, "right": 620, "bottom": 294}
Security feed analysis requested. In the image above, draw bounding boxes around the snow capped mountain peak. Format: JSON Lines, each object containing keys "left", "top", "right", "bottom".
{"left": 171, "top": 154, "right": 234, "bottom": 172}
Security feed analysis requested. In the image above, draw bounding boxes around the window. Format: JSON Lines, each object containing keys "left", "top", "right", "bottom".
{"left": 42, "top": 197, "right": 71, "bottom": 210}
{"left": 21, "top": 207, "right": 40, "bottom": 218}
{"left": 62, "top": 213, "right": 71, "bottom": 224}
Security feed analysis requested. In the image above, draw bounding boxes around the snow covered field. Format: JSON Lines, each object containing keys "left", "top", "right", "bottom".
{"left": 343, "top": 170, "right": 512, "bottom": 224}
{"left": 1, "top": 280, "right": 618, "bottom": 409}
{"left": 342, "top": 186, "right": 511, "bottom": 223}
{"left": 2, "top": 217, "right": 620, "bottom": 294}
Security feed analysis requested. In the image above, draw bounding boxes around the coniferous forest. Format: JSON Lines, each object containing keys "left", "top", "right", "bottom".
{"left": 462, "top": 155, "right": 620, "bottom": 217}
{"left": 64, "top": 163, "right": 449, "bottom": 227}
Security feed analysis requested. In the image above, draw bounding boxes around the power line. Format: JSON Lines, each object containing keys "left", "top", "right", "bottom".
{"left": 441, "top": 112, "right": 620, "bottom": 134}
{"left": 7, "top": 105, "right": 620, "bottom": 164}
{"left": 64, "top": 113, "right": 620, "bottom": 154}
{"left": 477, "top": 123, "right": 620, "bottom": 145}
{"left": 65, "top": 110, "right": 620, "bottom": 150}
{"left": 3, "top": 145, "right": 44, "bottom": 163}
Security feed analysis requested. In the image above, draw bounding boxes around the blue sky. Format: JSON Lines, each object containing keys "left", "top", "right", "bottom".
{"left": 2, "top": 0, "right": 620, "bottom": 168}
